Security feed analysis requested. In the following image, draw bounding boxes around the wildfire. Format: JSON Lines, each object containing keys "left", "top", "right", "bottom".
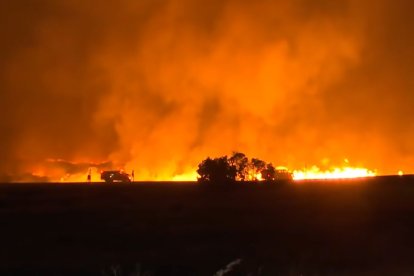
{"left": 292, "top": 166, "right": 377, "bottom": 180}
{"left": 33, "top": 166, "right": 378, "bottom": 183}
{"left": 28, "top": 158, "right": 379, "bottom": 183}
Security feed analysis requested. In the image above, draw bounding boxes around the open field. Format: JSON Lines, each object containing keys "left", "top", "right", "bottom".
{"left": 1, "top": 176, "right": 414, "bottom": 275}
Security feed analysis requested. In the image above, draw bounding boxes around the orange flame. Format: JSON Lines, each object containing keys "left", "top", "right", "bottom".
{"left": 31, "top": 158, "right": 379, "bottom": 183}
{"left": 292, "top": 166, "right": 376, "bottom": 180}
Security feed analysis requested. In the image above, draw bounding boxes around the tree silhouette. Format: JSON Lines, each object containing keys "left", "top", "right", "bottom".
{"left": 250, "top": 158, "right": 266, "bottom": 180}
{"left": 229, "top": 152, "right": 249, "bottom": 181}
{"left": 197, "top": 152, "right": 293, "bottom": 183}
{"left": 261, "top": 163, "right": 276, "bottom": 181}
{"left": 197, "top": 156, "right": 237, "bottom": 183}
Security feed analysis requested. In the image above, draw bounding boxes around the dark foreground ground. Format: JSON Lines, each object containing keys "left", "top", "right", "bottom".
{"left": 1, "top": 176, "right": 414, "bottom": 275}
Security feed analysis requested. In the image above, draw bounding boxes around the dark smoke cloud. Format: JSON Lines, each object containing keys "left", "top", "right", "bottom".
{"left": 1, "top": 0, "right": 413, "bottom": 181}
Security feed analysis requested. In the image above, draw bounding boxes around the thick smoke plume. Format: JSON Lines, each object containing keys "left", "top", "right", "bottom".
{"left": 1, "top": 0, "right": 413, "bottom": 181}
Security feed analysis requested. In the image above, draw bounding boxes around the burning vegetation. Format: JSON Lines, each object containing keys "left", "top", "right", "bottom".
{"left": 196, "top": 152, "right": 376, "bottom": 183}
{"left": 1, "top": 1, "right": 414, "bottom": 182}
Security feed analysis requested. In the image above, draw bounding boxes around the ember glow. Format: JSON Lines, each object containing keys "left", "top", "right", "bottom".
{"left": 1, "top": 1, "right": 414, "bottom": 182}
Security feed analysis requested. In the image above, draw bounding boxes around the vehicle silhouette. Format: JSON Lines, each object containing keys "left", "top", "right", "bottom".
{"left": 100, "top": 170, "right": 131, "bottom": 183}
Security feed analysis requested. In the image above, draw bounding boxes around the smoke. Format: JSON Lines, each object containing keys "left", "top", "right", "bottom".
{"left": 1, "top": 0, "right": 413, "bottom": 181}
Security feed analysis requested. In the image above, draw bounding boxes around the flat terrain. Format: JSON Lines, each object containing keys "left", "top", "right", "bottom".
{"left": 1, "top": 176, "right": 414, "bottom": 275}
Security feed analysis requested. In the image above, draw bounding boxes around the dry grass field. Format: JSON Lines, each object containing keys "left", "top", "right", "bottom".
{"left": 1, "top": 176, "right": 414, "bottom": 275}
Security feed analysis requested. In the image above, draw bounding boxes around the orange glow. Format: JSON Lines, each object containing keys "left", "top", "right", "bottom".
{"left": 293, "top": 166, "right": 376, "bottom": 181}
{"left": 2, "top": 1, "right": 414, "bottom": 183}
{"left": 171, "top": 171, "right": 198, "bottom": 181}
{"left": 59, "top": 173, "right": 96, "bottom": 183}
{"left": 28, "top": 157, "right": 379, "bottom": 183}
{"left": 32, "top": 161, "right": 380, "bottom": 183}
{"left": 254, "top": 172, "right": 263, "bottom": 181}
{"left": 398, "top": 171, "right": 404, "bottom": 176}
{"left": 57, "top": 169, "right": 100, "bottom": 183}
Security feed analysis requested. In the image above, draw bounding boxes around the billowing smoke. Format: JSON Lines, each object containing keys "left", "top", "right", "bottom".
{"left": 1, "top": 0, "right": 413, "bottom": 181}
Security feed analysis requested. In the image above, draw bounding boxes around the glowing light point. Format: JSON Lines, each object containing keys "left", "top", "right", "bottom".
{"left": 398, "top": 171, "right": 404, "bottom": 176}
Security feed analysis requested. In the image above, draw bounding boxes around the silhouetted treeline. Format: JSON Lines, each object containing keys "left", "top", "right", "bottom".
{"left": 197, "top": 152, "right": 292, "bottom": 183}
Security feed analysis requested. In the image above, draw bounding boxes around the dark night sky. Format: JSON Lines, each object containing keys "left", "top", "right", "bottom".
{"left": 1, "top": 0, "right": 414, "bottom": 181}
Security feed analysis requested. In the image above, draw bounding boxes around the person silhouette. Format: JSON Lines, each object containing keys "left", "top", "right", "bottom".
{"left": 87, "top": 169, "right": 92, "bottom": 183}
